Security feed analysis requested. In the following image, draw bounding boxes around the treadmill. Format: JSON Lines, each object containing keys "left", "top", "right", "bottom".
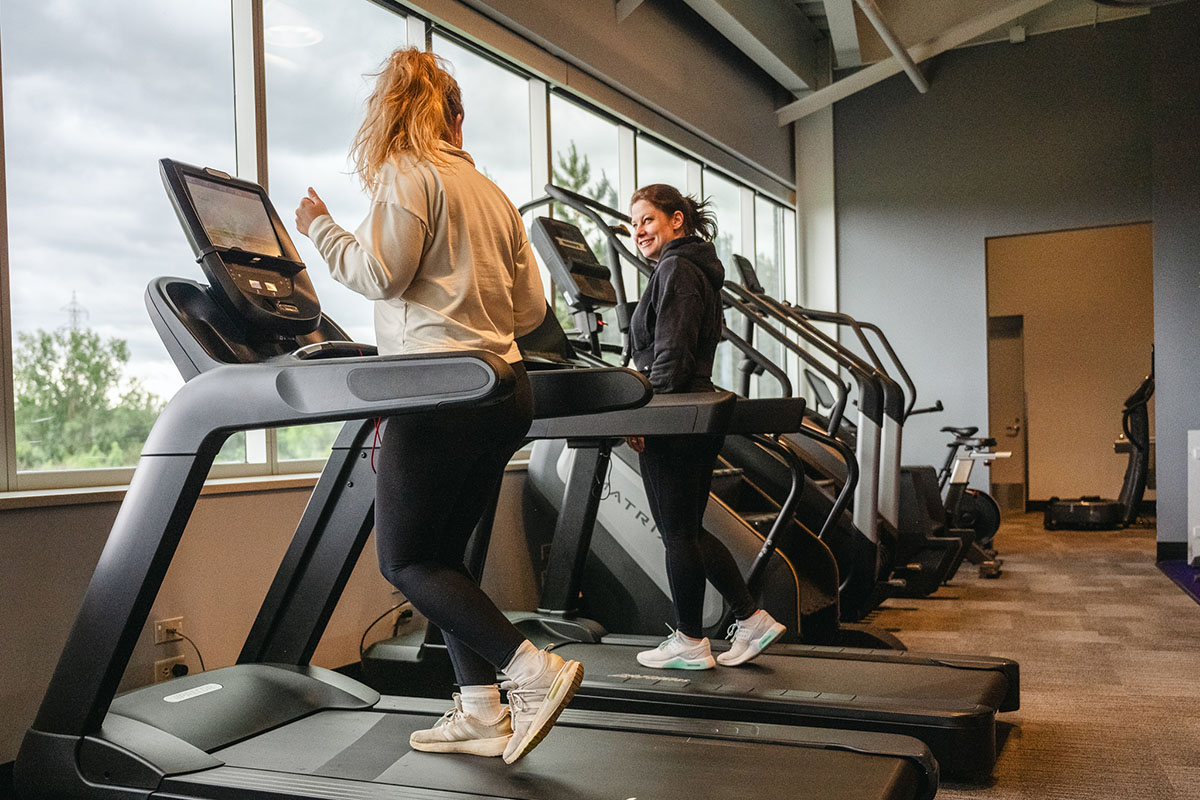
{"left": 367, "top": 191, "right": 1019, "bottom": 780}
{"left": 12, "top": 160, "right": 937, "bottom": 800}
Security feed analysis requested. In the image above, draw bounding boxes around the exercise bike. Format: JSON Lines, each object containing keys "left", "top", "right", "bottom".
{"left": 936, "top": 427, "right": 1008, "bottom": 578}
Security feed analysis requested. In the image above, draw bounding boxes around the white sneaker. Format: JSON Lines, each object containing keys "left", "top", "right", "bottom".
{"left": 501, "top": 652, "right": 584, "bottom": 764}
{"left": 635, "top": 630, "right": 716, "bottom": 670}
{"left": 409, "top": 694, "right": 513, "bottom": 757}
{"left": 716, "top": 609, "right": 786, "bottom": 666}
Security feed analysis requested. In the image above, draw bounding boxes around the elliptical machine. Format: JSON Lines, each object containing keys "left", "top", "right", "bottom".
{"left": 1044, "top": 354, "right": 1155, "bottom": 530}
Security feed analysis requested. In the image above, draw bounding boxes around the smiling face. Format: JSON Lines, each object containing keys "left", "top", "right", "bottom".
{"left": 631, "top": 199, "right": 686, "bottom": 261}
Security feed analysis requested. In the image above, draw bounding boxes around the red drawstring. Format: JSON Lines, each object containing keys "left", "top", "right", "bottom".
{"left": 370, "top": 417, "right": 382, "bottom": 473}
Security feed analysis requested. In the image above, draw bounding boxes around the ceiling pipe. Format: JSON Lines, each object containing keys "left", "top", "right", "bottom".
{"left": 852, "top": 0, "right": 930, "bottom": 94}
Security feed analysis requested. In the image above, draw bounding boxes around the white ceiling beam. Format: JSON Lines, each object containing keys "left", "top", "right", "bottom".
{"left": 822, "top": 0, "right": 861, "bottom": 68}
{"left": 614, "top": 0, "right": 646, "bottom": 23}
{"left": 776, "top": 0, "right": 1055, "bottom": 125}
{"left": 681, "top": 0, "right": 824, "bottom": 92}
{"left": 854, "top": 0, "right": 928, "bottom": 94}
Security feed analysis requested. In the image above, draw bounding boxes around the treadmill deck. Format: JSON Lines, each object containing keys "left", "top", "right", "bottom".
{"left": 179, "top": 698, "right": 931, "bottom": 800}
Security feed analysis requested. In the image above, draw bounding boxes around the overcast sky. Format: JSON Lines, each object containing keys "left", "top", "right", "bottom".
{"left": 1, "top": 0, "right": 785, "bottom": 407}
{"left": 3, "top": 0, "right": 560, "bottom": 401}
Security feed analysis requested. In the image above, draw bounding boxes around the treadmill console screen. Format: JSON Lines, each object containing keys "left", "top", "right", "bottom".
{"left": 529, "top": 216, "right": 617, "bottom": 311}
{"left": 160, "top": 157, "right": 321, "bottom": 335}
{"left": 184, "top": 174, "right": 284, "bottom": 258}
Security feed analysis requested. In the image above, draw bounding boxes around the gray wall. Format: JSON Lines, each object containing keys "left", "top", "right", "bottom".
{"left": 834, "top": 17, "right": 1152, "bottom": 485}
{"left": 1150, "top": 3, "right": 1200, "bottom": 552}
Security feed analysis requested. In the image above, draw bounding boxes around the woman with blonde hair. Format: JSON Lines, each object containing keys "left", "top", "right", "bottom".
{"left": 295, "top": 47, "right": 581, "bottom": 765}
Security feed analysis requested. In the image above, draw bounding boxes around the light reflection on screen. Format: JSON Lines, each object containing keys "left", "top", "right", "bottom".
{"left": 184, "top": 175, "right": 283, "bottom": 257}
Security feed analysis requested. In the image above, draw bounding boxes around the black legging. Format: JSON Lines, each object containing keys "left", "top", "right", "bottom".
{"left": 639, "top": 434, "right": 757, "bottom": 639}
{"left": 374, "top": 362, "right": 532, "bottom": 687}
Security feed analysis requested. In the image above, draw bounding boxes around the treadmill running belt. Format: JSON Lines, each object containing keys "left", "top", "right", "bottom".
{"left": 212, "top": 708, "right": 923, "bottom": 800}
{"left": 557, "top": 641, "right": 1010, "bottom": 708}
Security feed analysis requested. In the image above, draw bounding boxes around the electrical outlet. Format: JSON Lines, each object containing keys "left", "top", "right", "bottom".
{"left": 154, "top": 616, "right": 184, "bottom": 644}
{"left": 154, "top": 655, "right": 187, "bottom": 683}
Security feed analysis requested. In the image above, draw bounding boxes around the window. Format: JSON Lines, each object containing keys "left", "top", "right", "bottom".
{"left": 264, "top": 0, "right": 411, "bottom": 462}
{"left": 433, "top": 34, "right": 532, "bottom": 208}
{"left": 703, "top": 170, "right": 745, "bottom": 393}
{"left": 2, "top": 0, "right": 235, "bottom": 482}
{"left": 548, "top": 95, "right": 623, "bottom": 333}
{"left": 0, "top": 0, "right": 799, "bottom": 489}
{"left": 636, "top": 136, "right": 687, "bottom": 192}
{"left": 753, "top": 196, "right": 788, "bottom": 397}
{"left": 703, "top": 170, "right": 745, "bottom": 270}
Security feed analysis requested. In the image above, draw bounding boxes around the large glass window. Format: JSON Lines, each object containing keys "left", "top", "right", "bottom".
{"left": 264, "top": 0, "right": 410, "bottom": 462}
{"left": 433, "top": 34, "right": 532, "bottom": 208}
{"left": 548, "top": 95, "right": 622, "bottom": 331}
{"left": 703, "top": 170, "right": 745, "bottom": 272}
{"left": 703, "top": 170, "right": 745, "bottom": 392}
{"left": 0, "top": 2, "right": 801, "bottom": 486}
{"left": 753, "top": 196, "right": 789, "bottom": 397}
{"left": 635, "top": 136, "right": 687, "bottom": 193}
{"left": 2, "top": 0, "right": 235, "bottom": 477}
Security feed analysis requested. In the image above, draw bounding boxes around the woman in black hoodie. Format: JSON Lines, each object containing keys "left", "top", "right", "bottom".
{"left": 626, "top": 184, "right": 786, "bottom": 670}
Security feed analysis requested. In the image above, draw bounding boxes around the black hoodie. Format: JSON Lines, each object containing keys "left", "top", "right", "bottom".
{"left": 629, "top": 235, "right": 725, "bottom": 393}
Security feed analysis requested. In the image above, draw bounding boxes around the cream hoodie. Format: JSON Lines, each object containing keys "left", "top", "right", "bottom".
{"left": 308, "top": 142, "right": 545, "bottom": 363}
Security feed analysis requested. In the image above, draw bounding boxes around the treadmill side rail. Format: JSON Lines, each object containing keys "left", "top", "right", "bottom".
{"left": 23, "top": 352, "right": 512, "bottom": 743}
{"left": 526, "top": 390, "right": 736, "bottom": 438}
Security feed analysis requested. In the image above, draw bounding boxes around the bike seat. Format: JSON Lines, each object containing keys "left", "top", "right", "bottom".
{"left": 941, "top": 426, "right": 979, "bottom": 437}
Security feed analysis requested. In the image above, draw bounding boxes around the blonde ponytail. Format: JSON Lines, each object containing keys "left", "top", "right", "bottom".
{"left": 350, "top": 47, "right": 464, "bottom": 189}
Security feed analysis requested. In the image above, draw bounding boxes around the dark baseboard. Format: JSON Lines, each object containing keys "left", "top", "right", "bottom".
{"left": 1, "top": 760, "right": 13, "bottom": 799}
{"left": 1025, "top": 499, "right": 1156, "bottom": 514}
{"left": 1158, "top": 541, "right": 1188, "bottom": 562}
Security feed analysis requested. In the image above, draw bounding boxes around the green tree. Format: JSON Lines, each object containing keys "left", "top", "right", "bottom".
{"left": 276, "top": 422, "right": 342, "bottom": 461}
{"left": 14, "top": 328, "right": 164, "bottom": 470}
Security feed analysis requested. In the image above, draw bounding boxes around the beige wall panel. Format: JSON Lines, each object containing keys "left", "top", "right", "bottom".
{"left": 986, "top": 223, "right": 1154, "bottom": 500}
{"left": 0, "top": 469, "right": 531, "bottom": 763}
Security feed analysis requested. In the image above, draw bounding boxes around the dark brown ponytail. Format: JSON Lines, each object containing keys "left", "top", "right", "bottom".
{"left": 630, "top": 184, "right": 718, "bottom": 241}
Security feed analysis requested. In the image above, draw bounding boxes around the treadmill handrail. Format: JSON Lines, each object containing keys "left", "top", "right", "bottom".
{"left": 526, "top": 390, "right": 737, "bottom": 439}
{"left": 859, "top": 321, "right": 920, "bottom": 421}
{"left": 142, "top": 351, "right": 513, "bottom": 455}
{"left": 30, "top": 350, "right": 515, "bottom": 737}
{"left": 727, "top": 283, "right": 901, "bottom": 424}
{"left": 722, "top": 325, "right": 794, "bottom": 399}
{"left": 723, "top": 285, "right": 880, "bottom": 429}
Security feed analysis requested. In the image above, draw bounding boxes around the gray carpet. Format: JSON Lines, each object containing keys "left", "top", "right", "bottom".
{"left": 870, "top": 513, "right": 1200, "bottom": 799}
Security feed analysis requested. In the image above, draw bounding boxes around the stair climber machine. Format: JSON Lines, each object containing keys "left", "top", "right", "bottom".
{"left": 729, "top": 257, "right": 1010, "bottom": 590}
{"left": 13, "top": 161, "right": 944, "bottom": 800}
{"left": 807, "top": 377, "right": 1008, "bottom": 580}
{"left": 725, "top": 266, "right": 957, "bottom": 600}
{"left": 368, "top": 183, "right": 1024, "bottom": 780}
{"left": 720, "top": 274, "right": 915, "bottom": 612}
{"left": 1044, "top": 354, "right": 1155, "bottom": 530}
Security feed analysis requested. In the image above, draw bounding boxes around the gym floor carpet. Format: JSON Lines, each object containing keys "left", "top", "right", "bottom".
{"left": 870, "top": 512, "right": 1200, "bottom": 799}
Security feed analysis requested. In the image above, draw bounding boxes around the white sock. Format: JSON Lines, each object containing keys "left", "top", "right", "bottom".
{"left": 503, "top": 639, "right": 549, "bottom": 686}
{"left": 739, "top": 609, "right": 765, "bottom": 623}
{"left": 676, "top": 631, "right": 705, "bottom": 644}
{"left": 459, "top": 684, "right": 504, "bottom": 721}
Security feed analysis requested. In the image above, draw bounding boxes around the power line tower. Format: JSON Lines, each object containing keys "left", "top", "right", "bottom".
{"left": 61, "top": 291, "right": 89, "bottom": 330}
